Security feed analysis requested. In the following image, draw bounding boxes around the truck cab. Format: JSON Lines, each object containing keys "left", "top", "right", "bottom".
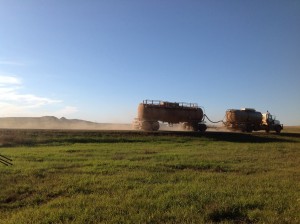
{"left": 262, "top": 112, "right": 283, "bottom": 133}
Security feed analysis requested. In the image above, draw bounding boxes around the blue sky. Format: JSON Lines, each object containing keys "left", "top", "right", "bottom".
{"left": 0, "top": 0, "right": 299, "bottom": 125}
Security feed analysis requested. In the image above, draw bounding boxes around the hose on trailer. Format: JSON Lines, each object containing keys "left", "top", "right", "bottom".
{"left": 204, "top": 114, "right": 226, "bottom": 125}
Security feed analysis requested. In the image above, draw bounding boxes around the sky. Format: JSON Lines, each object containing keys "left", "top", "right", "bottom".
{"left": 0, "top": 0, "right": 299, "bottom": 125}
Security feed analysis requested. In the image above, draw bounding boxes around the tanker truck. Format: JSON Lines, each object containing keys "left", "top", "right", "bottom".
{"left": 133, "top": 100, "right": 207, "bottom": 132}
{"left": 225, "top": 108, "right": 283, "bottom": 133}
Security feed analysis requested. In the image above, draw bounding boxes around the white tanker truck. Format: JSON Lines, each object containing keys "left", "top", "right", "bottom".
{"left": 224, "top": 108, "right": 283, "bottom": 133}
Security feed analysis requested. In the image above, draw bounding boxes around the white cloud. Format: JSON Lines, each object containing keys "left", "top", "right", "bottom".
{"left": 0, "top": 75, "right": 22, "bottom": 86}
{"left": 0, "top": 75, "right": 77, "bottom": 117}
{"left": 0, "top": 92, "right": 61, "bottom": 106}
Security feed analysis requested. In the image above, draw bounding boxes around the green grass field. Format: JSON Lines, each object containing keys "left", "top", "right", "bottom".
{"left": 0, "top": 128, "right": 299, "bottom": 223}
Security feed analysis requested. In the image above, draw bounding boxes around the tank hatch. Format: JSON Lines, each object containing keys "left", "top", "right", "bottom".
{"left": 241, "top": 108, "right": 256, "bottom": 112}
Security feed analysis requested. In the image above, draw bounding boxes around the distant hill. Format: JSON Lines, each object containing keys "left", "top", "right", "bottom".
{"left": 0, "top": 116, "right": 131, "bottom": 130}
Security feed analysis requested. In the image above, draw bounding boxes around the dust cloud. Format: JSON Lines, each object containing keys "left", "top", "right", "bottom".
{"left": 0, "top": 117, "right": 133, "bottom": 130}
{"left": 206, "top": 125, "right": 231, "bottom": 132}
{"left": 158, "top": 123, "right": 187, "bottom": 131}
{"left": 0, "top": 117, "right": 234, "bottom": 132}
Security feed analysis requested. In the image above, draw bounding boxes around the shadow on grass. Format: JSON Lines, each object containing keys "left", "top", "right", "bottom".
{"left": 206, "top": 206, "right": 252, "bottom": 223}
{"left": 0, "top": 137, "right": 148, "bottom": 147}
{"left": 278, "top": 132, "right": 300, "bottom": 138}
{"left": 201, "top": 131, "right": 293, "bottom": 143}
{"left": 149, "top": 131, "right": 294, "bottom": 143}
{"left": 205, "top": 202, "right": 263, "bottom": 223}
{"left": 0, "top": 129, "right": 295, "bottom": 147}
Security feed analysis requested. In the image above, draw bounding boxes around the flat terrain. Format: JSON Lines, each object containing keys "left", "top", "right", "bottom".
{"left": 0, "top": 128, "right": 299, "bottom": 223}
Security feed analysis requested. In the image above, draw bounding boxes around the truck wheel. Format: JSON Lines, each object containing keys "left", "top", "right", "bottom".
{"left": 275, "top": 125, "right": 282, "bottom": 134}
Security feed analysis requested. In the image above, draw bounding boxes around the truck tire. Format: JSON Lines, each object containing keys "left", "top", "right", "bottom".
{"left": 275, "top": 125, "right": 282, "bottom": 134}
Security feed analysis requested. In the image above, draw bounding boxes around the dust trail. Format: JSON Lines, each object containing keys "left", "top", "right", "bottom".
{"left": 0, "top": 117, "right": 133, "bottom": 130}
{"left": 0, "top": 117, "right": 234, "bottom": 132}
{"left": 159, "top": 123, "right": 188, "bottom": 131}
{"left": 206, "top": 125, "right": 231, "bottom": 132}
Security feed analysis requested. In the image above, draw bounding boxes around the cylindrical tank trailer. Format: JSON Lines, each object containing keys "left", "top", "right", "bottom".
{"left": 133, "top": 100, "right": 207, "bottom": 132}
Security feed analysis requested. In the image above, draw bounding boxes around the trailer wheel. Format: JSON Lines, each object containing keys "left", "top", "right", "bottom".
{"left": 152, "top": 121, "right": 159, "bottom": 131}
{"left": 141, "top": 121, "right": 159, "bottom": 131}
{"left": 246, "top": 126, "right": 253, "bottom": 133}
{"left": 192, "top": 124, "right": 199, "bottom": 132}
{"left": 198, "top": 124, "right": 207, "bottom": 133}
{"left": 141, "top": 121, "right": 151, "bottom": 131}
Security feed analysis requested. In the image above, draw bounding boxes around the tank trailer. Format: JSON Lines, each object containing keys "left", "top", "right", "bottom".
{"left": 225, "top": 108, "right": 283, "bottom": 133}
{"left": 133, "top": 100, "right": 207, "bottom": 132}
{"left": 133, "top": 100, "right": 283, "bottom": 133}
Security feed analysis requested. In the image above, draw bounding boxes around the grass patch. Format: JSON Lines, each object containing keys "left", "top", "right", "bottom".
{"left": 0, "top": 129, "right": 299, "bottom": 223}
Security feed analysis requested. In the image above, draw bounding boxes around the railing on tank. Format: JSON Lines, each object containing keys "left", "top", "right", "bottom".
{"left": 143, "top": 100, "right": 199, "bottom": 108}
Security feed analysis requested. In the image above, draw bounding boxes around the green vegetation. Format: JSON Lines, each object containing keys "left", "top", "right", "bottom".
{"left": 0, "top": 129, "right": 299, "bottom": 223}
